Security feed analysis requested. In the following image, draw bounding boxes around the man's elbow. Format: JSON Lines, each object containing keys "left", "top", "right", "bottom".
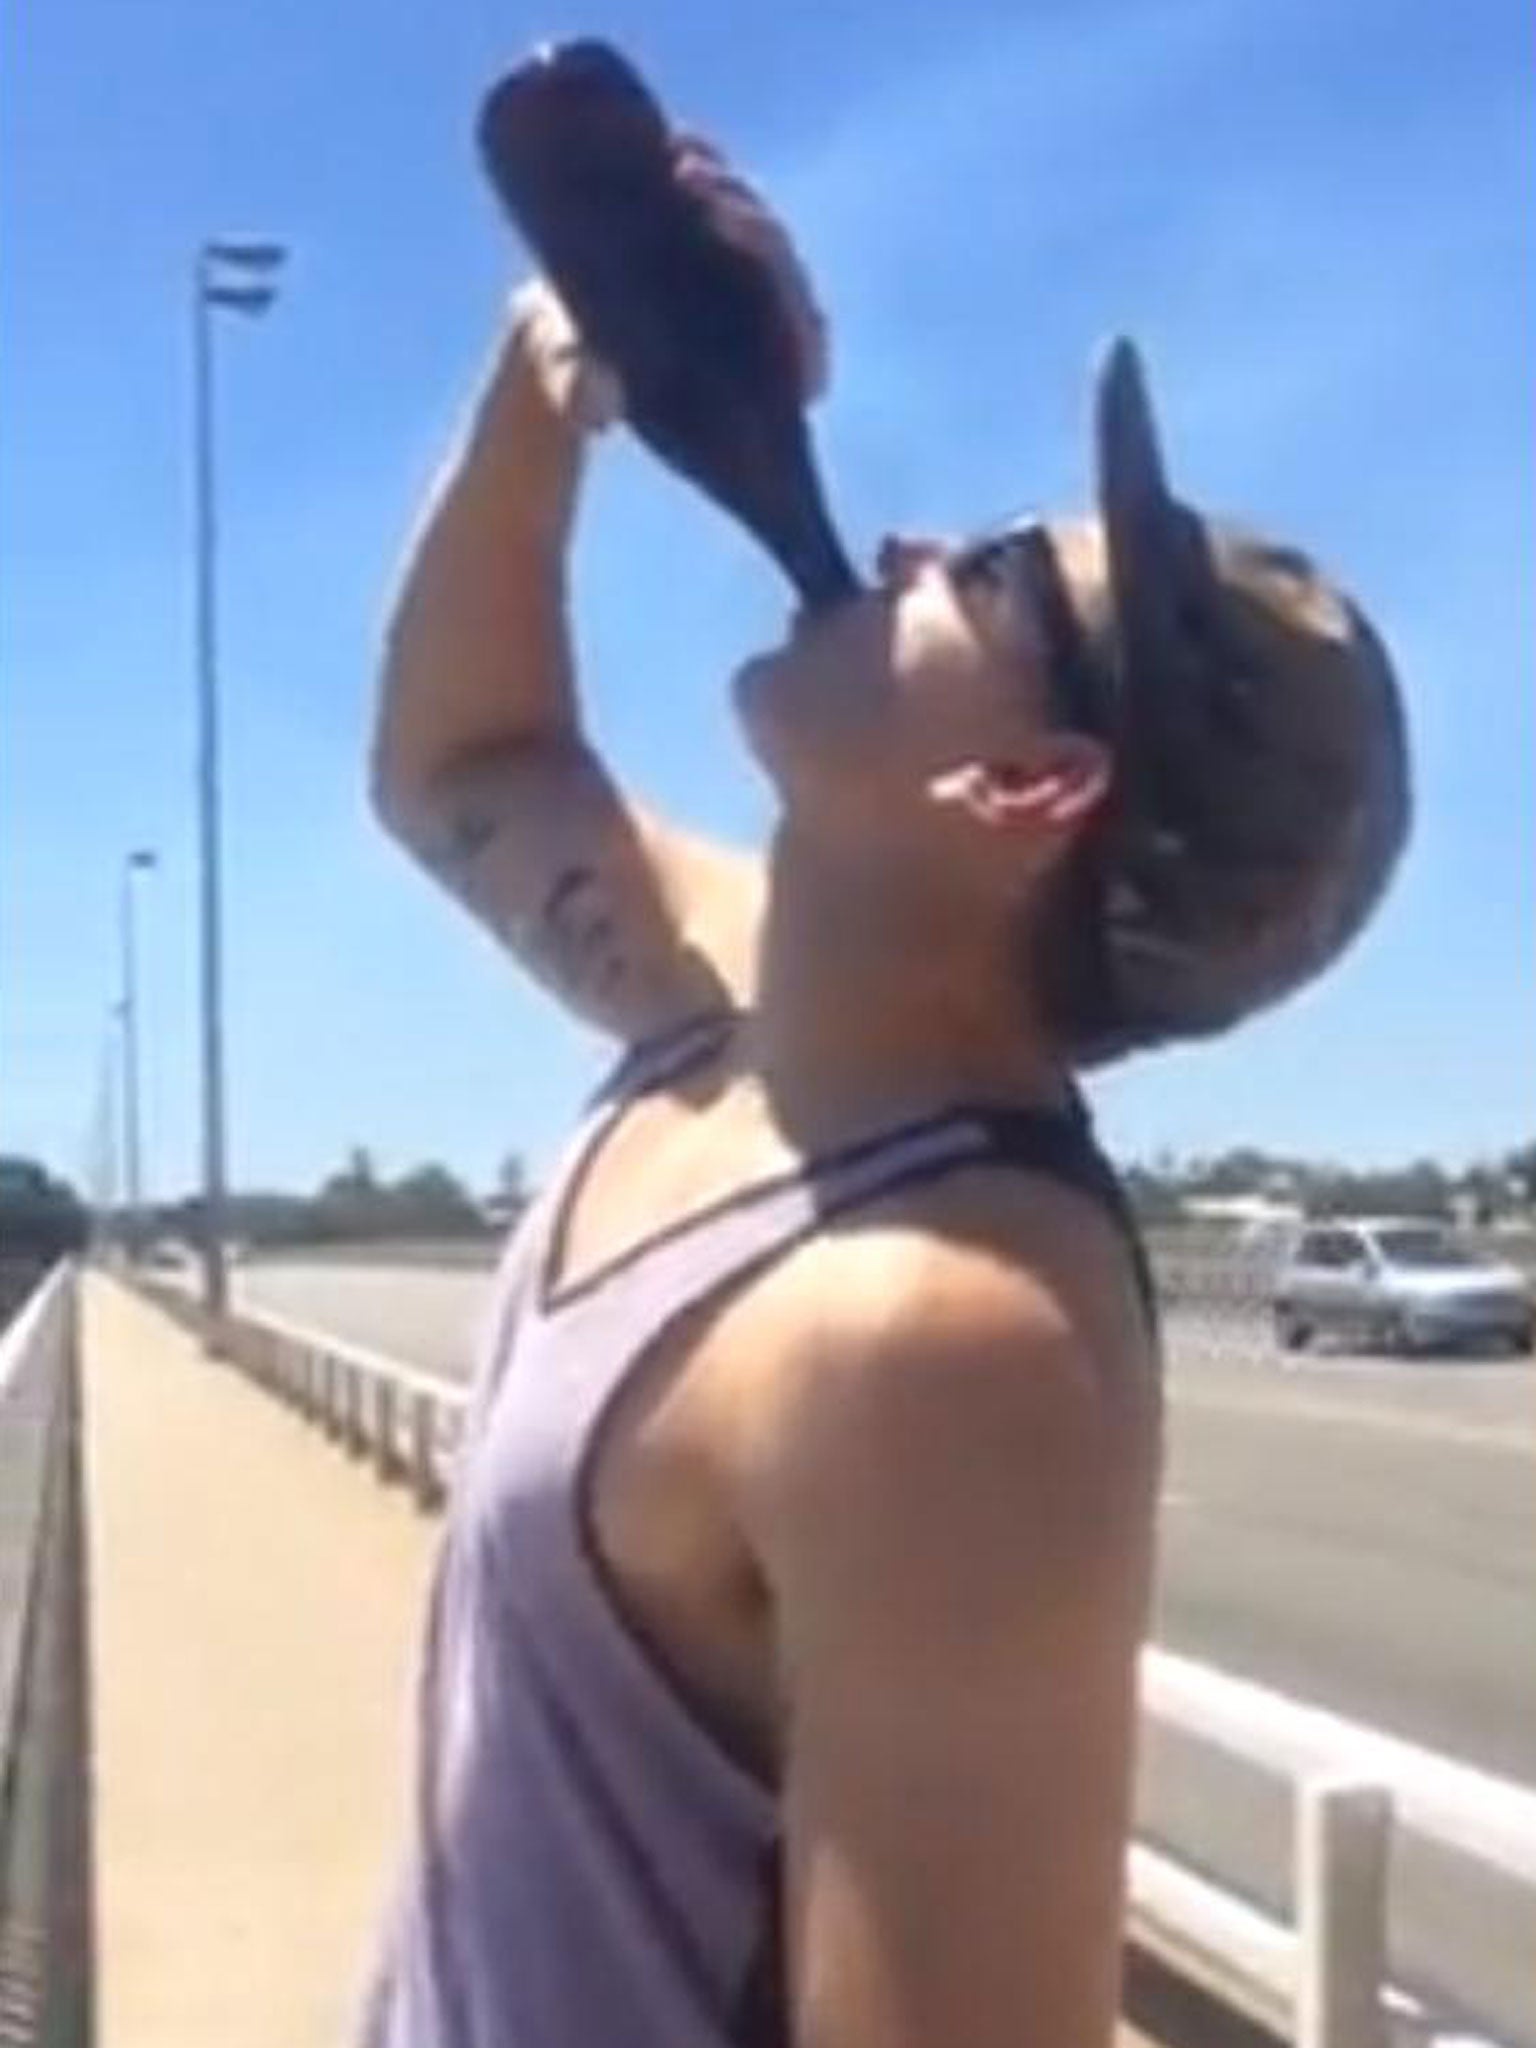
{"left": 368, "top": 609, "right": 438, "bottom": 846}
{"left": 366, "top": 681, "right": 431, "bottom": 855}
{"left": 368, "top": 747, "right": 409, "bottom": 844}
{"left": 368, "top": 740, "right": 437, "bottom": 863}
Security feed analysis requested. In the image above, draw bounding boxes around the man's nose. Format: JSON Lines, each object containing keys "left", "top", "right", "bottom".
{"left": 876, "top": 534, "right": 947, "bottom": 588}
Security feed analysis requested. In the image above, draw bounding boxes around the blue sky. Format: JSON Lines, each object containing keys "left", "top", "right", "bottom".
{"left": 3, "top": 0, "right": 1531, "bottom": 1201}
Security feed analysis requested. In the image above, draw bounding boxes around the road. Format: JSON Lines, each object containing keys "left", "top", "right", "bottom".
{"left": 236, "top": 1259, "right": 1536, "bottom": 2041}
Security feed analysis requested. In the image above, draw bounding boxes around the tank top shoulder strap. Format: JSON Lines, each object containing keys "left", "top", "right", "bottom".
{"left": 465, "top": 1013, "right": 739, "bottom": 1433}
{"left": 953, "top": 1094, "right": 1158, "bottom": 1327}
{"left": 547, "top": 1086, "right": 1157, "bottom": 1351}
{"left": 593, "top": 1009, "right": 742, "bottom": 1110}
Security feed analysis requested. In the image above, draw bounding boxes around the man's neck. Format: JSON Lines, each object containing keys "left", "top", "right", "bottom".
{"left": 741, "top": 826, "right": 1072, "bottom": 1144}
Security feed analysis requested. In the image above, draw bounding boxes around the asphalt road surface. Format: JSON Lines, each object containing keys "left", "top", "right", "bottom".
{"left": 236, "top": 1259, "right": 1536, "bottom": 2041}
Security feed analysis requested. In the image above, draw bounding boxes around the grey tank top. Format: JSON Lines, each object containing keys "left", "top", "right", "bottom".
{"left": 359, "top": 1013, "right": 1151, "bottom": 2048}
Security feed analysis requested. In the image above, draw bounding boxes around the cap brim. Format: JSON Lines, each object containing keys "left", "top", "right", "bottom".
{"left": 1095, "top": 336, "right": 1175, "bottom": 530}
{"left": 1094, "top": 337, "right": 1220, "bottom": 695}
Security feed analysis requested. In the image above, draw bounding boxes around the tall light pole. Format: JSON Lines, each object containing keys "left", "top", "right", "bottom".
{"left": 120, "top": 847, "right": 158, "bottom": 1252}
{"left": 194, "top": 236, "right": 287, "bottom": 1325}
{"left": 96, "top": 1005, "right": 121, "bottom": 1253}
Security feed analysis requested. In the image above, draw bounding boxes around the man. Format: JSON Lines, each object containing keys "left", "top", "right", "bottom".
{"left": 362, "top": 140, "right": 1408, "bottom": 2048}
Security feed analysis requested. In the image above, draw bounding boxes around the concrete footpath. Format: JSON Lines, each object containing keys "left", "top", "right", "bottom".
{"left": 81, "top": 1273, "right": 437, "bottom": 2047}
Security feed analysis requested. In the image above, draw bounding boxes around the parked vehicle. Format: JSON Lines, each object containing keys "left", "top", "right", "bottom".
{"left": 1272, "top": 1218, "right": 1534, "bottom": 1356}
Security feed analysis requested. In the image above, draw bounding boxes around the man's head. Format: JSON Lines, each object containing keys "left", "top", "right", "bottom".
{"left": 734, "top": 341, "right": 1411, "bottom": 1066}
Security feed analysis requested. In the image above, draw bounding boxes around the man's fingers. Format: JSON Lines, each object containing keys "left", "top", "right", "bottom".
{"left": 670, "top": 128, "right": 725, "bottom": 166}
{"left": 670, "top": 142, "right": 832, "bottom": 403}
{"left": 510, "top": 278, "right": 625, "bottom": 432}
{"left": 570, "top": 355, "right": 625, "bottom": 432}
{"left": 675, "top": 159, "right": 773, "bottom": 222}
{"left": 696, "top": 201, "right": 829, "bottom": 400}
{"left": 701, "top": 192, "right": 791, "bottom": 259}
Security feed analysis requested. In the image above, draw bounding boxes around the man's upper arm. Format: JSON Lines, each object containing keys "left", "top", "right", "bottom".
{"left": 376, "top": 738, "right": 763, "bottom": 1044}
{"left": 758, "top": 1256, "right": 1158, "bottom": 2048}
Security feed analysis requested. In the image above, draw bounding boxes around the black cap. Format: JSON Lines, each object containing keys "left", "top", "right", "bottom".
{"left": 1076, "top": 339, "right": 1411, "bottom": 1059}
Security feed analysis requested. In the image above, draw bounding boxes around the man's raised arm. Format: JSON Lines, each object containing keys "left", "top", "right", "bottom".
{"left": 370, "top": 280, "right": 761, "bottom": 1041}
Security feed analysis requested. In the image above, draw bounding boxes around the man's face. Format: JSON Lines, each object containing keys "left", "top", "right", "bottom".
{"left": 732, "top": 515, "right": 1109, "bottom": 850}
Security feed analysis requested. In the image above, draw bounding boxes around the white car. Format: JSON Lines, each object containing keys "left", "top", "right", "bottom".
{"left": 1272, "top": 1219, "right": 1534, "bottom": 1357}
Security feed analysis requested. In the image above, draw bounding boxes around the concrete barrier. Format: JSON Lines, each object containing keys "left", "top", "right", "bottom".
{"left": 0, "top": 1263, "right": 93, "bottom": 2048}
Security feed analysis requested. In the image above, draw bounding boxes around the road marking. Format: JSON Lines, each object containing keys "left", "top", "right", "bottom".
{"left": 1170, "top": 1385, "right": 1536, "bottom": 1455}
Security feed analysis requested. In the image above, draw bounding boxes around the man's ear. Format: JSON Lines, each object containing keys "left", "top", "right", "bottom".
{"left": 926, "top": 734, "right": 1112, "bottom": 836}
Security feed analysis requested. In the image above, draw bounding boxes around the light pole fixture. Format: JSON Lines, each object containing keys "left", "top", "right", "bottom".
{"left": 193, "top": 235, "right": 288, "bottom": 1326}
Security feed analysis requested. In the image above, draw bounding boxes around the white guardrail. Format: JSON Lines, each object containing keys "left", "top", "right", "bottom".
{"left": 1133, "top": 1654, "right": 1536, "bottom": 2048}
{"left": 137, "top": 1281, "right": 471, "bottom": 1508}
{"left": 133, "top": 1275, "right": 1535, "bottom": 2048}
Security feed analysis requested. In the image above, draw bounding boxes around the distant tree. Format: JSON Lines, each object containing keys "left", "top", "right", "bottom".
{"left": 223, "top": 1191, "right": 323, "bottom": 1246}
{"left": 374, "top": 1164, "right": 484, "bottom": 1239}
{"left": 1505, "top": 1145, "right": 1536, "bottom": 1205}
{"left": 320, "top": 1146, "right": 377, "bottom": 1200}
{"left": 0, "top": 1158, "right": 89, "bottom": 1278}
{"left": 1184, "top": 1148, "right": 1288, "bottom": 1198}
{"left": 1459, "top": 1164, "right": 1504, "bottom": 1227}
{"left": 486, "top": 1151, "right": 531, "bottom": 1232}
{"left": 1306, "top": 1159, "right": 1452, "bottom": 1220}
{"left": 314, "top": 1146, "right": 393, "bottom": 1239}
{"left": 392, "top": 1163, "right": 479, "bottom": 1230}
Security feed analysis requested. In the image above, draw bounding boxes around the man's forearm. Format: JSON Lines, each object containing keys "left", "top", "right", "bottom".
{"left": 372, "top": 322, "right": 591, "bottom": 821}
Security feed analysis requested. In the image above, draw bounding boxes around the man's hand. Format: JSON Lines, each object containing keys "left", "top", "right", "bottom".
{"left": 509, "top": 278, "right": 625, "bottom": 437}
{"left": 374, "top": 129, "right": 791, "bottom": 1044}
{"left": 672, "top": 133, "right": 830, "bottom": 402}
{"left": 511, "top": 133, "right": 830, "bottom": 439}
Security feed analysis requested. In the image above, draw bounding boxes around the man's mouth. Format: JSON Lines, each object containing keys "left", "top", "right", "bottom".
{"left": 789, "top": 586, "right": 865, "bottom": 643}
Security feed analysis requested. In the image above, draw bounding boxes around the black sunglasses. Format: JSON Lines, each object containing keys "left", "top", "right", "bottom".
{"left": 949, "top": 523, "right": 1115, "bottom": 742}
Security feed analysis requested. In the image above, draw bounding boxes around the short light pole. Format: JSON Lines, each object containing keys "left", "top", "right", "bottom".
{"left": 193, "top": 236, "right": 287, "bottom": 1324}
{"left": 119, "top": 847, "right": 158, "bottom": 1253}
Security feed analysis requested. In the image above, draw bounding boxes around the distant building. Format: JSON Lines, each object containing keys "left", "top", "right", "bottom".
{"left": 1184, "top": 1193, "right": 1304, "bottom": 1241}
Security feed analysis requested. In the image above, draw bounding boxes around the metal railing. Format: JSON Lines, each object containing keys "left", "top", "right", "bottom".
{"left": 126, "top": 1275, "right": 1535, "bottom": 2048}
{"left": 1131, "top": 1651, "right": 1536, "bottom": 2048}
{"left": 134, "top": 1276, "right": 469, "bottom": 1510}
{"left": 0, "top": 1262, "right": 93, "bottom": 2048}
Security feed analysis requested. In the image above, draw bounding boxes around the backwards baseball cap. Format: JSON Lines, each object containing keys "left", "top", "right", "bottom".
{"left": 1043, "top": 338, "right": 1411, "bottom": 1063}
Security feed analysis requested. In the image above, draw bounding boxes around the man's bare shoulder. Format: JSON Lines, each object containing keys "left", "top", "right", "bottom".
{"left": 770, "top": 1151, "right": 1155, "bottom": 1400}
{"left": 737, "top": 1158, "right": 1160, "bottom": 1565}
{"left": 735, "top": 1167, "right": 1159, "bottom": 2048}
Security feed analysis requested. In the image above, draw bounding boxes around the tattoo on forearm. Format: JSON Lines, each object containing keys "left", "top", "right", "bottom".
{"left": 542, "top": 865, "right": 597, "bottom": 929}
{"left": 530, "top": 864, "right": 631, "bottom": 1000}
{"left": 415, "top": 766, "right": 656, "bottom": 1017}
{"left": 437, "top": 794, "right": 507, "bottom": 872}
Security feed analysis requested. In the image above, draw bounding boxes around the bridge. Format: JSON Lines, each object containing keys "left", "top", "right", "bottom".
{"left": 3, "top": 1257, "right": 1534, "bottom": 2048}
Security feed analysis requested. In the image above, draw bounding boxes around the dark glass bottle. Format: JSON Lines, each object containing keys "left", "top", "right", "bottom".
{"left": 477, "top": 41, "right": 860, "bottom": 610}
